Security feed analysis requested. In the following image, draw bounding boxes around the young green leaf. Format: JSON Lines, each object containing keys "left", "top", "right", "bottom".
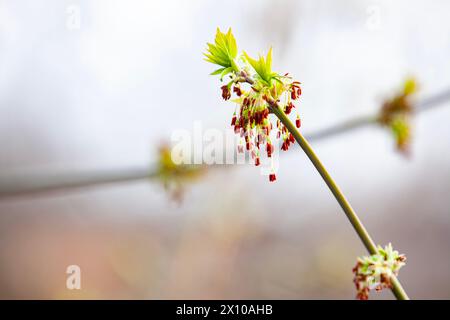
{"left": 204, "top": 28, "right": 238, "bottom": 71}
{"left": 243, "top": 47, "right": 276, "bottom": 85}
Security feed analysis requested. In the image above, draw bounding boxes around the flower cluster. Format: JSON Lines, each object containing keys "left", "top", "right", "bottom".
{"left": 205, "top": 28, "right": 302, "bottom": 182}
{"left": 378, "top": 78, "right": 417, "bottom": 154}
{"left": 352, "top": 243, "right": 406, "bottom": 300}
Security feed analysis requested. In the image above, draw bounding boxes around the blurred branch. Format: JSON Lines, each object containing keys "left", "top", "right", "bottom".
{"left": 0, "top": 88, "right": 449, "bottom": 199}
{"left": 415, "top": 87, "right": 450, "bottom": 112}
{"left": 0, "top": 167, "right": 155, "bottom": 198}
{"left": 305, "top": 115, "right": 377, "bottom": 142}
{"left": 305, "top": 87, "right": 450, "bottom": 142}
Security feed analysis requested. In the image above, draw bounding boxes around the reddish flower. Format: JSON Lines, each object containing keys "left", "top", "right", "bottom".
{"left": 291, "top": 89, "right": 297, "bottom": 100}
{"left": 221, "top": 85, "right": 231, "bottom": 100}
{"left": 289, "top": 133, "right": 295, "bottom": 143}
{"left": 266, "top": 142, "right": 273, "bottom": 157}
{"left": 233, "top": 85, "right": 242, "bottom": 96}
{"left": 291, "top": 82, "right": 302, "bottom": 100}
{"left": 285, "top": 102, "right": 294, "bottom": 114}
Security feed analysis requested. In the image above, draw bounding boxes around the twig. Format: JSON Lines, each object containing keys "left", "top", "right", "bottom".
{"left": 305, "top": 87, "right": 450, "bottom": 142}
{"left": 0, "top": 167, "right": 155, "bottom": 198}
{"left": 0, "top": 89, "right": 449, "bottom": 199}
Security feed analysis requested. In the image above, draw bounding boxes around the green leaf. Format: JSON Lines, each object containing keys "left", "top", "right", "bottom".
{"left": 243, "top": 47, "right": 276, "bottom": 85}
{"left": 204, "top": 28, "right": 238, "bottom": 72}
{"left": 225, "top": 29, "right": 237, "bottom": 58}
{"left": 243, "top": 51, "right": 261, "bottom": 74}
{"left": 210, "top": 67, "right": 226, "bottom": 75}
{"left": 266, "top": 47, "right": 273, "bottom": 73}
{"left": 220, "top": 67, "right": 233, "bottom": 80}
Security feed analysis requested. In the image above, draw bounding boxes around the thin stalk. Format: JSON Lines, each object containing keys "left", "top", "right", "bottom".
{"left": 272, "top": 104, "right": 409, "bottom": 300}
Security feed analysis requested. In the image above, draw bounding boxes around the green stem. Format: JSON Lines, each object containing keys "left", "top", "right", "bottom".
{"left": 272, "top": 105, "right": 409, "bottom": 300}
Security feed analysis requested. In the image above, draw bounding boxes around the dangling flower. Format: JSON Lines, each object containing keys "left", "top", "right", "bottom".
{"left": 231, "top": 113, "right": 237, "bottom": 126}
{"left": 266, "top": 141, "right": 273, "bottom": 157}
{"left": 221, "top": 85, "right": 231, "bottom": 100}
{"left": 285, "top": 102, "right": 294, "bottom": 114}
{"left": 233, "top": 85, "right": 242, "bottom": 96}
{"left": 204, "top": 28, "right": 303, "bottom": 182}
{"left": 296, "top": 115, "right": 301, "bottom": 128}
{"left": 352, "top": 243, "right": 406, "bottom": 300}
{"left": 290, "top": 81, "right": 302, "bottom": 100}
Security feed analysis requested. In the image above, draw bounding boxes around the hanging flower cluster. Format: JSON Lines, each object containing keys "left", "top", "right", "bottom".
{"left": 204, "top": 28, "right": 302, "bottom": 182}
{"left": 352, "top": 243, "right": 406, "bottom": 300}
{"left": 378, "top": 78, "right": 417, "bottom": 154}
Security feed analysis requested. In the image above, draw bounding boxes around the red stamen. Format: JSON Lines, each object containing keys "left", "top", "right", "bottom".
{"left": 289, "top": 133, "right": 295, "bottom": 143}
{"left": 221, "top": 85, "right": 231, "bottom": 100}
{"left": 285, "top": 102, "right": 294, "bottom": 114}
{"left": 266, "top": 143, "right": 273, "bottom": 157}
{"left": 269, "top": 173, "right": 276, "bottom": 182}
{"left": 291, "top": 90, "right": 297, "bottom": 100}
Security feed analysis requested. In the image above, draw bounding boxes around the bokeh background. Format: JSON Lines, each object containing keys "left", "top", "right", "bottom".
{"left": 0, "top": 0, "right": 450, "bottom": 299}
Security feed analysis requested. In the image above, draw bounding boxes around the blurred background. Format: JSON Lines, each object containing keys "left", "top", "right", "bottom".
{"left": 0, "top": 0, "right": 449, "bottom": 299}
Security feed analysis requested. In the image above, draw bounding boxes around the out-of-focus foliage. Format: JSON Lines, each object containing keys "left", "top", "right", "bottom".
{"left": 156, "top": 143, "right": 205, "bottom": 201}
{"left": 378, "top": 78, "right": 418, "bottom": 154}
